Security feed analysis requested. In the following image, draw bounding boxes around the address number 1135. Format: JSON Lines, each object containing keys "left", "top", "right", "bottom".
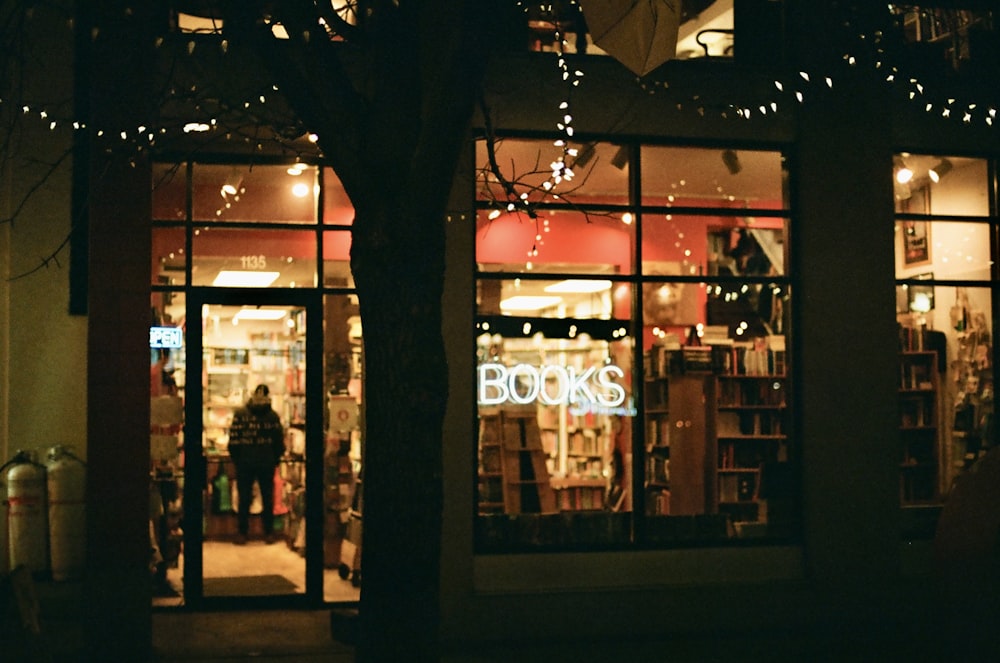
{"left": 240, "top": 254, "right": 267, "bottom": 269}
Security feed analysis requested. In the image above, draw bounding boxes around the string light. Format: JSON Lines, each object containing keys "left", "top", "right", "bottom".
{"left": 8, "top": 1, "right": 998, "bottom": 165}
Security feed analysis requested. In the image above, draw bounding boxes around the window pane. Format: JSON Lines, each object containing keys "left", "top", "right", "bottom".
{"left": 322, "top": 230, "right": 354, "bottom": 288}
{"left": 323, "top": 293, "right": 363, "bottom": 602}
{"left": 477, "top": 277, "right": 630, "bottom": 319}
{"left": 153, "top": 226, "right": 187, "bottom": 286}
{"left": 192, "top": 163, "right": 318, "bottom": 223}
{"left": 894, "top": 156, "right": 990, "bottom": 216}
{"left": 642, "top": 316, "right": 792, "bottom": 544}
{"left": 893, "top": 153, "right": 997, "bottom": 540}
{"left": 475, "top": 278, "right": 633, "bottom": 551}
{"left": 323, "top": 167, "right": 354, "bottom": 225}
{"left": 477, "top": 209, "right": 635, "bottom": 274}
{"left": 476, "top": 138, "right": 629, "bottom": 205}
{"left": 641, "top": 146, "right": 787, "bottom": 210}
{"left": 192, "top": 228, "right": 317, "bottom": 287}
{"left": 152, "top": 163, "right": 187, "bottom": 222}
{"left": 643, "top": 217, "right": 788, "bottom": 279}
{"left": 895, "top": 220, "right": 991, "bottom": 280}
{"left": 897, "top": 286, "right": 994, "bottom": 536}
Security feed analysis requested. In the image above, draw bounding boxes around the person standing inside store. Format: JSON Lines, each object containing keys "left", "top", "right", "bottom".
{"left": 228, "top": 384, "right": 285, "bottom": 544}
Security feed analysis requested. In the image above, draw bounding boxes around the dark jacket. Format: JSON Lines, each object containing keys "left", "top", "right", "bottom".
{"left": 228, "top": 395, "right": 284, "bottom": 467}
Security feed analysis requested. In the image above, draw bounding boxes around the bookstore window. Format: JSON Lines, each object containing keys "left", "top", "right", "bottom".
{"left": 474, "top": 138, "right": 793, "bottom": 552}
{"left": 893, "top": 154, "right": 996, "bottom": 537}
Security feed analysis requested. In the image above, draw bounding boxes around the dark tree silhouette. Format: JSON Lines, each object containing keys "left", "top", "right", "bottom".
{"left": 201, "top": 3, "right": 507, "bottom": 661}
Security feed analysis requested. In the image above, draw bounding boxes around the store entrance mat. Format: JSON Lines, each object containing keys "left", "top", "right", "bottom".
{"left": 203, "top": 574, "right": 298, "bottom": 596}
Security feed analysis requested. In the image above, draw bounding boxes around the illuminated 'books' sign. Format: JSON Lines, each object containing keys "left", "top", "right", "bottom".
{"left": 479, "top": 363, "right": 627, "bottom": 411}
{"left": 150, "top": 326, "right": 183, "bottom": 349}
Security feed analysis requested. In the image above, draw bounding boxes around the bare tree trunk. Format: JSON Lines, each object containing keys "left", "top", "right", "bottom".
{"left": 236, "top": 2, "right": 497, "bottom": 659}
{"left": 351, "top": 194, "right": 448, "bottom": 662}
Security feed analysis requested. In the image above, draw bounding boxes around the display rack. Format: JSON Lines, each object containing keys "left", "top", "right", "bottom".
{"left": 643, "top": 345, "right": 674, "bottom": 515}
{"left": 899, "top": 349, "right": 940, "bottom": 504}
{"left": 477, "top": 407, "right": 557, "bottom": 515}
{"left": 709, "top": 342, "right": 788, "bottom": 529}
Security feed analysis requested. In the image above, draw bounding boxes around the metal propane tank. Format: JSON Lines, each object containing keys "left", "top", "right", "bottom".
{"left": 5, "top": 450, "right": 48, "bottom": 575}
{"left": 46, "top": 445, "right": 87, "bottom": 581}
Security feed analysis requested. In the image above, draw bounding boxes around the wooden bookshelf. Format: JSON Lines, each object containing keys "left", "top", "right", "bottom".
{"left": 898, "top": 350, "right": 940, "bottom": 504}
{"left": 641, "top": 347, "right": 709, "bottom": 517}
{"left": 477, "top": 408, "right": 558, "bottom": 515}
{"left": 709, "top": 371, "right": 788, "bottom": 528}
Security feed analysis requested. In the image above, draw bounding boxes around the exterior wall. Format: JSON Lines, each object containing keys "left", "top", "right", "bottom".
{"left": 0, "top": 4, "right": 86, "bottom": 466}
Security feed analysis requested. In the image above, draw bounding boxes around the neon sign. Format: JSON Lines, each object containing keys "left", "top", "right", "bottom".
{"left": 150, "top": 326, "right": 183, "bottom": 349}
{"left": 478, "top": 363, "right": 626, "bottom": 408}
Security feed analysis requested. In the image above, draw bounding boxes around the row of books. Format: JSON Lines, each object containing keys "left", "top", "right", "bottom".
{"left": 555, "top": 485, "right": 605, "bottom": 511}
{"left": 717, "top": 441, "right": 773, "bottom": 470}
{"left": 716, "top": 411, "right": 784, "bottom": 437}
{"left": 645, "top": 335, "right": 787, "bottom": 377}
{"left": 717, "top": 379, "right": 787, "bottom": 407}
{"left": 567, "top": 429, "right": 604, "bottom": 456}
{"left": 646, "top": 418, "right": 671, "bottom": 448}
{"left": 646, "top": 455, "right": 670, "bottom": 487}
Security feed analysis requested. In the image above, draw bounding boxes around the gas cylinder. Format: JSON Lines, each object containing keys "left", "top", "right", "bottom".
{"left": 46, "top": 445, "right": 86, "bottom": 581}
{"left": 6, "top": 450, "right": 48, "bottom": 575}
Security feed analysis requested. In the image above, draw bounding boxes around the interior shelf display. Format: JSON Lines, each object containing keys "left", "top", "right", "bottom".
{"left": 898, "top": 340, "right": 941, "bottom": 505}
{"left": 476, "top": 334, "right": 623, "bottom": 514}
{"left": 709, "top": 336, "right": 788, "bottom": 532}
{"left": 947, "top": 291, "right": 994, "bottom": 491}
{"left": 642, "top": 341, "right": 676, "bottom": 516}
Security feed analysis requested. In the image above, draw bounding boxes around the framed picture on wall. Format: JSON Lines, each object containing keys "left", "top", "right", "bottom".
{"left": 900, "top": 183, "right": 931, "bottom": 266}
{"left": 902, "top": 220, "right": 931, "bottom": 266}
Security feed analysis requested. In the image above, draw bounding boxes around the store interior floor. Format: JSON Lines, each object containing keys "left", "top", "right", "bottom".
{"left": 154, "top": 538, "right": 361, "bottom": 607}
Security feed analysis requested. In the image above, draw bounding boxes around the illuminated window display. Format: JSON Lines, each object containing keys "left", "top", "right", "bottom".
{"left": 892, "top": 154, "right": 997, "bottom": 537}
{"left": 474, "top": 138, "right": 794, "bottom": 551}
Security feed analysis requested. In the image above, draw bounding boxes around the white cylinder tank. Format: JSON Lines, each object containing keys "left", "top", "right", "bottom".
{"left": 46, "top": 445, "right": 87, "bottom": 581}
{"left": 7, "top": 451, "right": 48, "bottom": 575}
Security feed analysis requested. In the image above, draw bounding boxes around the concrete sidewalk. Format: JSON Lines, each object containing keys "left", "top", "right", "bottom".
{"left": 18, "top": 579, "right": 964, "bottom": 663}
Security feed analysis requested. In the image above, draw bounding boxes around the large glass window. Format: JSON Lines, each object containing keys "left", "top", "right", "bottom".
{"left": 475, "top": 138, "right": 793, "bottom": 552}
{"left": 893, "top": 154, "right": 997, "bottom": 537}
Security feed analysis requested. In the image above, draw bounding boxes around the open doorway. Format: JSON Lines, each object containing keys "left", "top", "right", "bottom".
{"left": 150, "top": 295, "right": 362, "bottom": 607}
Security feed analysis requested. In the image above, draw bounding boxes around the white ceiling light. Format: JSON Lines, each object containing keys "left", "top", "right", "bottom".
{"left": 233, "top": 308, "right": 288, "bottom": 322}
{"left": 544, "top": 279, "right": 612, "bottom": 294}
{"left": 220, "top": 172, "right": 243, "bottom": 197}
{"left": 212, "top": 270, "right": 280, "bottom": 287}
{"left": 499, "top": 296, "right": 562, "bottom": 312}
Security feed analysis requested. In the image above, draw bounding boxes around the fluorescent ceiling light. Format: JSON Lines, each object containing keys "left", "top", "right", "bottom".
{"left": 544, "top": 279, "right": 612, "bottom": 294}
{"left": 499, "top": 296, "right": 562, "bottom": 311}
{"left": 234, "top": 308, "right": 287, "bottom": 321}
{"left": 212, "top": 270, "right": 280, "bottom": 287}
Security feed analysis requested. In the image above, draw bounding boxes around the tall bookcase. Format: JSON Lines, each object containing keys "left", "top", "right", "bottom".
{"left": 708, "top": 343, "right": 788, "bottom": 530}
{"left": 642, "top": 344, "right": 710, "bottom": 517}
{"left": 477, "top": 407, "right": 558, "bottom": 515}
{"left": 898, "top": 349, "right": 940, "bottom": 504}
{"left": 643, "top": 365, "right": 672, "bottom": 515}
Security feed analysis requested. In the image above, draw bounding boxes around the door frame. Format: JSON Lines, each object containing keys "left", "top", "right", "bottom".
{"left": 182, "top": 287, "right": 326, "bottom": 609}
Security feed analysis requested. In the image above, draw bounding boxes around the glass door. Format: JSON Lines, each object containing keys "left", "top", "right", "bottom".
{"left": 183, "top": 291, "right": 324, "bottom": 607}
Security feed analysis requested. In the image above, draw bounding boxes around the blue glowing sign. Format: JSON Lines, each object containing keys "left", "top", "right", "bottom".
{"left": 150, "top": 326, "right": 183, "bottom": 349}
